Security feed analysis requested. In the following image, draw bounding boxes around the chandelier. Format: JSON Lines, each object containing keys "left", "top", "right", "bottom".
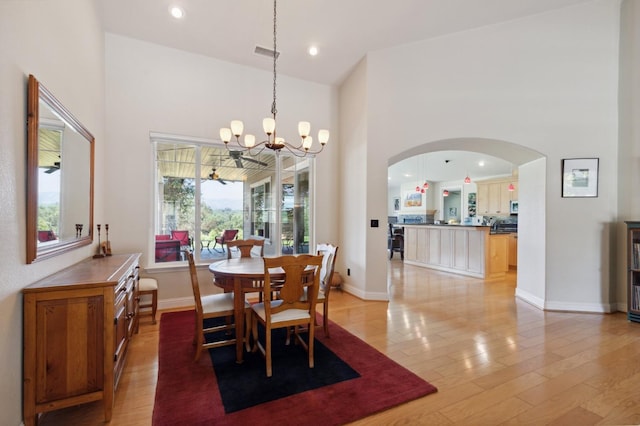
{"left": 219, "top": 0, "right": 329, "bottom": 157}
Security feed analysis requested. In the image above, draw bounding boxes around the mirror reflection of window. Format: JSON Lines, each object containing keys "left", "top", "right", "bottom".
{"left": 37, "top": 123, "right": 62, "bottom": 245}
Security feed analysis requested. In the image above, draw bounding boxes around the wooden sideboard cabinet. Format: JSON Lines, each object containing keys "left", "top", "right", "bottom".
{"left": 22, "top": 253, "right": 141, "bottom": 426}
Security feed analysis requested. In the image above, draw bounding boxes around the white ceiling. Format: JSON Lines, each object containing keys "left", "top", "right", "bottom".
{"left": 98, "top": 0, "right": 593, "bottom": 87}
{"left": 97, "top": 0, "right": 587, "bottom": 186}
{"left": 388, "top": 151, "right": 515, "bottom": 190}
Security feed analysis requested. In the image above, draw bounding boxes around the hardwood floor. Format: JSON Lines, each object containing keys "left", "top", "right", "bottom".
{"left": 39, "top": 261, "right": 640, "bottom": 425}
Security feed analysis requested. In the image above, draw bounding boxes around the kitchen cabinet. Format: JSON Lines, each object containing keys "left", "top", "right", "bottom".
{"left": 476, "top": 178, "right": 517, "bottom": 216}
{"left": 488, "top": 234, "right": 509, "bottom": 277}
{"left": 23, "top": 253, "right": 141, "bottom": 426}
{"left": 508, "top": 233, "right": 518, "bottom": 268}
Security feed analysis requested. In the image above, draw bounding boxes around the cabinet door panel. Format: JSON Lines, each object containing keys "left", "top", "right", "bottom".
{"left": 428, "top": 229, "right": 441, "bottom": 265}
{"left": 452, "top": 229, "right": 467, "bottom": 270}
{"left": 477, "top": 184, "right": 489, "bottom": 214}
{"left": 468, "top": 231, "right": 484, "bottom": 273}
{"left": 35, "top": 296, "right": 104, "bottom": 403}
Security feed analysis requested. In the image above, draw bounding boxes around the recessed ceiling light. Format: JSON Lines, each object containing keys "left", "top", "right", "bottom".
{"left": 170, "top": 6, "right": 185, "bottom": 19}
{"left": 478, "top": 160, "right": 485, "bottom": 167}
{"left": 308, "top": 46, "right": 318, "bottom": 56}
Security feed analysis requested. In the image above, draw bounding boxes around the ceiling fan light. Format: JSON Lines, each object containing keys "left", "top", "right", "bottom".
{"left": 318, "top": 129, "right": 330, "bottom": 145}
{"left": 274, "top": 137, "right": 285, "bottom": 146}
{"left": 244, "top": 134, "right": 255, "bottom": 148}
{"left": 303, "top": 136, "right": 313, "bottom": 150}
{"left": 220, "top": 128, "right": 231, "bottom": 143}
{"left": 298, "top": 121, "right": 311, "bottom": 138}
{"left": 230, "top": 120, "right": 244, "bottom": 137}
{"left": 263, "top": 118, "right": 276, "bottom": 135}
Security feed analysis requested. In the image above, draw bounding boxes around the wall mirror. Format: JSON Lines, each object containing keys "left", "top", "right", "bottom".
{"left": 26, "top": 74, "right": 94, "bottom": 264}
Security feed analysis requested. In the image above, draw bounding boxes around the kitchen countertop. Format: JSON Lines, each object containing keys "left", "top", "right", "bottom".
{"left": 399, "top": 223, "right": 516, "bottom": 234}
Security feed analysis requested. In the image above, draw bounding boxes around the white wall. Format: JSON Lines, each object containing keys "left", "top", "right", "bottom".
{"left": 515, "top": 158, "right": 547, "bottom": 308}
{"left": 0, "top": 1, "right": 104, "bottom": 424}
{"left": 338, "top": 58, "right": 373, "bottom": 297}
{"left": 342, "top": 0, "right": 621, "bottom": 310}
{"left": 104, "top": 34, "right": 338, "bottom": 305}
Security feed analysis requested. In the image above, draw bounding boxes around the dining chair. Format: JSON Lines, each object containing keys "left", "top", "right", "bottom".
{"left": 225, "top": 238, "right": 265, "bottom": 259}
{"left": 186, "top": 250, "right": 250, "bottom": 361}
{"left": 314, "top": 243, "right": 339, "bottom": 336}
{"left": 251, "top": 254, "right": 323, "bottom": 377}
{"left": 291, "top": 243, "right": 338, "bottom": 339}
{"left": 226, "top": 238, "right": 270, "bottom": 301}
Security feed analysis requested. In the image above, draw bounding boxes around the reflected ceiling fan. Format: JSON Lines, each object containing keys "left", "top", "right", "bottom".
{"left": 44, "top": 159, "right": 60, "bottom": 174}
{"left": 228, "top": 150, "right": 267, "bottom": 168}
{"left": 208, "top": 168, "right": 227, "bottom": 185}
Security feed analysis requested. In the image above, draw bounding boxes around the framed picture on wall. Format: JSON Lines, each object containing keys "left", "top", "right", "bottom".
{"left": 394, "top": 197, "right": 400, "bottom": 212}
{"left": 562, "top": 158, "right": 599, "bottom": 198}
{"left": 403, "top": 191, "right": 422, "bottom": 208}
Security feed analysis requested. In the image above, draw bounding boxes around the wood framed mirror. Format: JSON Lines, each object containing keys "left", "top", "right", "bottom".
{"left": 26, "top": 74, "right": 94, "bottom": 264}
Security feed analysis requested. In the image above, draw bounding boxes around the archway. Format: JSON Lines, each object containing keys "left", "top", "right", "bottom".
{"left": 387, "top": 137, "right": 547, "bottom": 308}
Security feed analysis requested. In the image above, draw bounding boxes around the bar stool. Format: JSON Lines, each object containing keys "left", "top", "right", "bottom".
{"left": 138, "top": 278, "right": 158, "bottom": 328}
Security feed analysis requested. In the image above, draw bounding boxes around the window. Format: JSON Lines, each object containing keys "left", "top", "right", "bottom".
{"left": 151, "top": 134, "right": 315, "bottom": 264}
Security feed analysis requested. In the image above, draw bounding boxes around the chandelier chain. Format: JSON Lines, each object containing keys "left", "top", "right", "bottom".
{"left": 218, "top": 0, "right": 328, "bottom": 156}
{"left": 271, "top": 0, "right": 278, "bottom": 118}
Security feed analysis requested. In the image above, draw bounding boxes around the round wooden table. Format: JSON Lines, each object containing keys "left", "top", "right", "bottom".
{"left": 209, "top": 257, "right": 286, "bottom": 363}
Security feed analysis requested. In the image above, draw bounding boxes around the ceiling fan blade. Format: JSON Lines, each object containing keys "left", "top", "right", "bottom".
{"left": 241, "top": 156, "right": 268, "bottom": 167}
{"left": 234, "top": 158, "right": 243, "bottom": 168}
{"left": 217, "top": 178, "right": 227, "bottom": 185}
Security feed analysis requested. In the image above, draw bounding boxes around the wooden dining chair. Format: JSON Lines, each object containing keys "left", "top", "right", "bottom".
{"left": 290, "top": 243, "right": 338, "bottom": 339}
{"left": 226, "top": 238, "right": 270, "bottom": 301}
{"left": 314, "top": 243, "right": 339, "bottom": 336}
{"left": 225, "top": 238, "right": 265, "bottom": 259}
{"left": 186, "top": 250, "right": 250, "bottom": 361}
{"left": 251, "top": 254, "right": 323, "bottom": 377}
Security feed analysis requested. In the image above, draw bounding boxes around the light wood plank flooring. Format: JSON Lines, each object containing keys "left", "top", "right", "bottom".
{"left": 39, "top": 261, "right": 640, "bottom": 425}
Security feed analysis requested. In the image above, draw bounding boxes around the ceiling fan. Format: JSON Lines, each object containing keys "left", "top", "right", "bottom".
{"left": 207, "top": 168, "right": 227, "bottom": 185}
{"left": 228, "top": 150, "right": 267, "bottom": 168}
{"left": 44, "top": 161, "right": 60, "bottom": 174}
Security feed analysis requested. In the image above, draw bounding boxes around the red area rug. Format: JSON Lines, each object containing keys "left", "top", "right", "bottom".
{"left": 153, "top": 310, "right": 437, "bottom": 425}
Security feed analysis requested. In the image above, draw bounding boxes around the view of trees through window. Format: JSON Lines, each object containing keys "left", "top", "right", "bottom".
{"left": 153, "top": 137, "right": 314, "bottom": 264}
{"left": 161, "top": 177, "right": 244, "bottom": 242}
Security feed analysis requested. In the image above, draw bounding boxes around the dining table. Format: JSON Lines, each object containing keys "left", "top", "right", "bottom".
{"left": 208, "top": 257, "right": 285, "bottom": 364}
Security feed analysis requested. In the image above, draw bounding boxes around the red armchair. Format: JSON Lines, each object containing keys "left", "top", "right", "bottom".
{"left": 170, "top": 230, "right": 192, "bottom": 250}
{"left": 212, "top": 229, "right": 238, "bottom": 252}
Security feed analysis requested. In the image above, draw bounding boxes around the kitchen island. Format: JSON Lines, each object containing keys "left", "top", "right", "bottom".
{"left": 402, "top": 224, "right": 508, "bottom": 279}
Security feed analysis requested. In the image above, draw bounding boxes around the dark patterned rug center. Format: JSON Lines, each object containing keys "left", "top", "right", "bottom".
{"left": 207, "top": 323, "right": 360, "bottom": 413}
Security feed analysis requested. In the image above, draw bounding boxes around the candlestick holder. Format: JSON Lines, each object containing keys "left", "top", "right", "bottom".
{"left": 93, "top": 224, "right": 106, "bottom": 258}
{"left": 104, "top": 224, "right": 112, "bottom": 256}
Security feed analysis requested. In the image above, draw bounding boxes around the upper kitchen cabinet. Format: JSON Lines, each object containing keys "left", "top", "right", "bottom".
{"left": 476, "top": 178, "right": 517, "bottom": 216}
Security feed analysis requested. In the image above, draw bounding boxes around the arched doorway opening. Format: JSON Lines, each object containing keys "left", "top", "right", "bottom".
{"left": 387, "top": 137, "right": 546, "bottom": 307}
